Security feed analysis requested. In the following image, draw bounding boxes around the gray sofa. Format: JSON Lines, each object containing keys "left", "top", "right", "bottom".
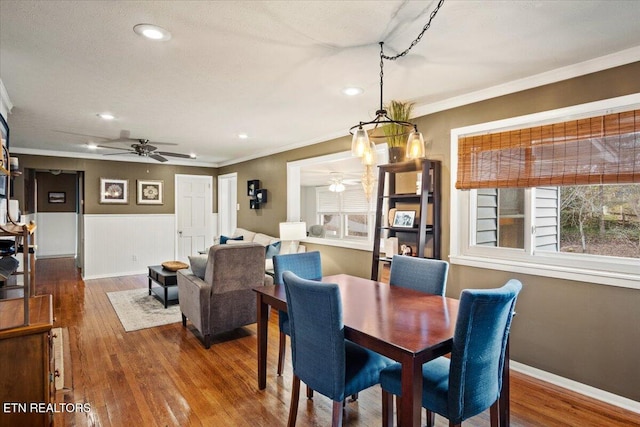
{"left": 177, "top": 242, "right": 272, "bottom": 348}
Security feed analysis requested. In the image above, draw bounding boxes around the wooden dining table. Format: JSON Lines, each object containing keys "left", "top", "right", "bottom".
{"left": 254, "top": 273, "right": 511, "bottom": 427}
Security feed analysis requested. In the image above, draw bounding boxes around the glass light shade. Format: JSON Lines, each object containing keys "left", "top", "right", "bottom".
{"left": 351, "top": 127, "right": 370, "bottom": 157}
{"left": 361, "top": 141, "right": 377, "bottom": 166}
{"left": 329, "top": 182, "right": 345, "bottom": 192}
{"left": 406, "top": 131, "right": 426, "bottom": 159}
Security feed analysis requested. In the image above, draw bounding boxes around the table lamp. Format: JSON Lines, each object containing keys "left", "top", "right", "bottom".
{"left": 279, "top": 221, "right": 307, "bottom": 254}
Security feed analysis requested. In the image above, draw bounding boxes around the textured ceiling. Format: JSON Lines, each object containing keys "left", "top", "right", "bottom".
{"left": 1, "top": 0, "right": 640, "bottom": 167}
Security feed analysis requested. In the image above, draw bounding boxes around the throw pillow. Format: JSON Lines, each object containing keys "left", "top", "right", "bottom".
{"left": 188, "top": 255, "right": 208, "bottom": 279}
{"left": 265, "top": 241, "right": 281, "bottom": 259}
{"left": 220, "top": 235, "right": 244, "bottom": 244}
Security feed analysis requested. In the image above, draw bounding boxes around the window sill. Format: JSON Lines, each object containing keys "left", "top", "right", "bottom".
{"left": 449, "top": 254, "right": 640, "bottom": 290}
{"left": 302, "top": 237, "right": 373, "bottom": 252}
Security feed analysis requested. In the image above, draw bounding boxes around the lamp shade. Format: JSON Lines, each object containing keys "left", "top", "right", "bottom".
{"left": 279, "top": 222, "right": 307, "bottom": 241}
{"left": 405, "top": 130, "right": 425, "bottom": 159}
{"left": 351, "top": 127, "right": 370, "bottom": 157}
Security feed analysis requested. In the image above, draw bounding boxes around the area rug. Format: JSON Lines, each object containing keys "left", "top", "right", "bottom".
{"left": 107, "top": 288, "right": 181, "bottom": 332}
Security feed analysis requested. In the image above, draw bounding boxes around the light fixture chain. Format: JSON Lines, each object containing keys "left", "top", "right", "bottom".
{"left": 382, "top": 0, "right": 445, "bottom": 61}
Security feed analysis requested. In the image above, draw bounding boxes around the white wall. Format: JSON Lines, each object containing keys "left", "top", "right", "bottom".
{"left": 36, "top": 212, "right": 77, "bottom": 258}
{"left": 83, "top": 214, "right": 175, "bottom": 279}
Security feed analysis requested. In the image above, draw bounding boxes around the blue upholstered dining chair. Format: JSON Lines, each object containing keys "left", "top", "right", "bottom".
{"left": 389, "top": 255, "right": 449, "bottom": 295}
{"left": 272, "top": 251, "right": 322, "bottom": 376}
{"left": 379, "top": 279, "right": 522, "bottom": 427}
{"left": 282, "top": 271, "right": 394, "bottom": 427}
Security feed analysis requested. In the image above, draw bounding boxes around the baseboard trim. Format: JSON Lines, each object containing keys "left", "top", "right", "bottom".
{"left": 511, "top": 361, "right": 640, "bottom": 414}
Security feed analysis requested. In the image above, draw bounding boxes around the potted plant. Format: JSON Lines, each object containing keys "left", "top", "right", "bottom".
{"left": 383, "top": 100, "right": 415, "bottom": 163}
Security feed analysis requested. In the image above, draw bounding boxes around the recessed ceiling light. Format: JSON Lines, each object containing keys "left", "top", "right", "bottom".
{"left": 133, "top": 24, "right": 172, "bottom": 41}
{"left": 189, "top": 153, "right": 197, "bottom": 159}
{"left": 97, "top": 113, "right": 115, "bottom": 120}
{"left": 86, "top": 142, "right": 98, "bottom": 150}
{"left": 342, "top": 87, "right": 363, "bottom": 96}
{"left": 238, "top": 133, "right": 249, "bottom": 139}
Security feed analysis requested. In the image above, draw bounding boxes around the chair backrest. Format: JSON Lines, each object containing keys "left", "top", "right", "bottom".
{"left": 447, "top": 279, "right": 522, "bottom": 423}
{"left": 389, "top": 256, "right": 449, "bottom": 296}
{"left": 207, "top": 243, "right": 266, "bottom": 293}
{"left": 272, "top": 251, "right": 322, "bottom": 286}
{"left": 282, "top": 271, "right": 346, "bottom": 401}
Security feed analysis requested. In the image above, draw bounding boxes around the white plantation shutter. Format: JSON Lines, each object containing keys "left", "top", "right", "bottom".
{"left": 317, "top": 189, "right": 340, "bottom": 212}
{"left": 342, "top": 187, "right": 371, "bottom": 212}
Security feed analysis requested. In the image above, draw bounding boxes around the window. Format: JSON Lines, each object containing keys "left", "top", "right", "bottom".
{"left": 287, "top": 146, "right": 388, "bottom": 251}
{"left": 451, "top": 94, "right": 640, "bottom": 289}
{"left": 316, "top": 187, "right": 373, "bottom": 240}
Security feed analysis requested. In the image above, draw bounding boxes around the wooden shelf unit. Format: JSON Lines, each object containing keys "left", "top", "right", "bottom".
{"left": 370, "top": 158, "right": 441, "bottom": 281}
{"left": 0, "top": 295, "right": 55, "bottom": 427}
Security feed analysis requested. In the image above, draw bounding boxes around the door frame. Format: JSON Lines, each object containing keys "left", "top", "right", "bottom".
{"left": 217, "top": 172, "right": 237, "bottom": 237}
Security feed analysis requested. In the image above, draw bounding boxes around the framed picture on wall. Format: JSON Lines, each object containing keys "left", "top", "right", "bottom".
{"left": 137, "top": 180, "right": 163, "bottom": 205}
{"left": 48, "top": 191, "right": 66, "bottom": 204}
{"left": 100, "top": 178, "right": 128, "bottom": 204}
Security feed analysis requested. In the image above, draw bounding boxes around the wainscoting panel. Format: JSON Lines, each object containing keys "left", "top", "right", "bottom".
{"left": 83, "top": 214, "right": 175, "bottom": 279}
{"left": 36, "top": 212, "right": 77, "bottom": 258}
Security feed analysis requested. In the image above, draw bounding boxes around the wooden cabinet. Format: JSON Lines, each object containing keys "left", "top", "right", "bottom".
{"left": 371, "top": 159, "right": 441, "bottom": 281}
{"left": 0, "top": 295, "right": 54, "bottom": 427}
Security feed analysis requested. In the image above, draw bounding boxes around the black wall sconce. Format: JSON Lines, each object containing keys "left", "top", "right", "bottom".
{"left": 248, "top": 180, "right": 267, "bottom": 209}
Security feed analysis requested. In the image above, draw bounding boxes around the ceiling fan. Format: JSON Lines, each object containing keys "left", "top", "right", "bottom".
{"left": 96, "top": 131, "right": 194, "bottom": 163}
{"left": 53, "top": 129, "right": 195, "bottom": 162}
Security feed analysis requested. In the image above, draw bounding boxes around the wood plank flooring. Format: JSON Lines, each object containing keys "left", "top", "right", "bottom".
{"left": 27, "top": 258, "right": 640, "bottom": 426}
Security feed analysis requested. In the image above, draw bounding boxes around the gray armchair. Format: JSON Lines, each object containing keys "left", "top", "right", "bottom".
{"left": 177, "top": 242, "right": 272, "bottom": 348}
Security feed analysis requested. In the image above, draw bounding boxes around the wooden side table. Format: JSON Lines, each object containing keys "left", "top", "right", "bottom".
{"left": 147, "top": 265, "right": 179, "bottom": 308}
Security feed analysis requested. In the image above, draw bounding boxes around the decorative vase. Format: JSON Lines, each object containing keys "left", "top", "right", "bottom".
{"left": 388, "top": 146, "right": 406, "bottom": 163}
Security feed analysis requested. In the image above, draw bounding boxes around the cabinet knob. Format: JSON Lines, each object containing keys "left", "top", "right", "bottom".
{"left": 54, "top": 369, "right": 61, "bottom": 378}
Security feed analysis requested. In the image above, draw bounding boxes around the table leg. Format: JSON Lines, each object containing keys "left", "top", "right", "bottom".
{"left": 148, "top": 275, "right": 152, "bottom": 295}
{"left": 257, "top": 294, "right": 269, "bottom": 390}
{"left": 398, "top": 358, "right": 422, "bottom": 427}
{"left": 500, "top": 339, "right": 510, "bottom": 427}
{"left": 164, "top": 286, "right": 168, "bottom": 308}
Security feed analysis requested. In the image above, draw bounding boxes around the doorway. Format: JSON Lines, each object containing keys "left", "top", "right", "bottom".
{"left": 32, "top": 170, "right": 81, "bottom": 261}
{"left": 217, "top": 172, "right": 237, "bottom": 236}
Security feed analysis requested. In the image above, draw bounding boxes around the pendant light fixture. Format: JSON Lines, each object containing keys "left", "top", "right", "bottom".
{"left": 349, "top": 0, "right": 445, "bottom": 162}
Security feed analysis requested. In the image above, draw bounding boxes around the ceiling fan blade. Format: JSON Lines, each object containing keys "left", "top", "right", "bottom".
{"left": 53, "top": 130, "right": 111, "bottom": 140}
{"left": 104, "top": 151, "right": 135, "bottom": 156}
{"left": 150, "top": 154, "right": 169, "bottom": 162}
{"left": 156, "top": 151, "right": 193, "bottom": 159}
{"left": 97, "top": 144, "right": 131, "bottom": 150}
{"left": 147, "top": 141, "right": 178, "bottom": 146}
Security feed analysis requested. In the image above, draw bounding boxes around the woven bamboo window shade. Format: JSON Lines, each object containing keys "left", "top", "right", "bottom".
{"left": 456, "top": 109, "right": 640, "bottom": 190}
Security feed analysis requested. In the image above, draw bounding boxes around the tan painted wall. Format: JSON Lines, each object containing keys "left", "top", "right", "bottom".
{"left": 13, "top": 155, "right": 217, "bottom": 214}
{"left": 36, "top": 171, "right": 76, "bottom": 213}
{"left": 220, "top": 61, "right": 640, "bottom": 401}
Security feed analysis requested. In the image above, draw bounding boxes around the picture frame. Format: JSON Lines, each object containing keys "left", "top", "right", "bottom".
{"left": 392, "top": 210, "right": 416, "bottom": 228}
{"left": 247, "top": 180, "right": 260, "bottom": 197}
{"left": 48, "top": 191, "right": 66, "bottom": 204}
{"left": 100, "top": 178, "right": 128, "bottom": 204}
{"left": 137, "top": 180, "right": 163, "bottom": 205}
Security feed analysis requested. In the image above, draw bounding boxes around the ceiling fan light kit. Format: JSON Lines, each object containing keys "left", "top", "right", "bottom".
{"left": 349, "top": 0, "right": 445, "bottom": 164}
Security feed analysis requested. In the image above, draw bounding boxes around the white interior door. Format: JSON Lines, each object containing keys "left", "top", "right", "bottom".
{"left": 217, "top": 173, "right": 237, "bottom": 236}
{"left": 175, "top": 174, "right": 213, "bottom": 262}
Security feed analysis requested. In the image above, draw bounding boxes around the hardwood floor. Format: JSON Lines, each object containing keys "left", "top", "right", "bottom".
{"left": 28, "top": 258, "right": 639, "bottom": 426}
